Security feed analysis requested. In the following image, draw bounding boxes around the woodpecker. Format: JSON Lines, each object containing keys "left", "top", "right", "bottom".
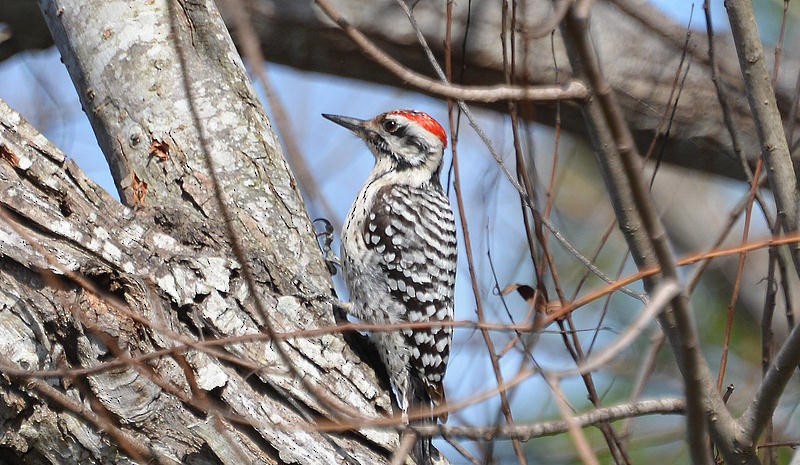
{"left": 323, "top": 110, "right": 456, "bottom": 464}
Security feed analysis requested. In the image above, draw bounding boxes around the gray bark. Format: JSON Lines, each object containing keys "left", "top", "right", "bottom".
{"left": 0, "top": 0, "right": 404, "bottom": 463}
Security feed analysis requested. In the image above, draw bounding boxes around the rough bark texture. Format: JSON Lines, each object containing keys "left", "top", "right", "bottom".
{"left": 0, "top": 0, "right": 406, "bottom": 463}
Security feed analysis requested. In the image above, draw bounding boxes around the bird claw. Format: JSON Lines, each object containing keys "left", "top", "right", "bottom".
{"left": 313, "top": 218, "right": 341, "bottom": 275}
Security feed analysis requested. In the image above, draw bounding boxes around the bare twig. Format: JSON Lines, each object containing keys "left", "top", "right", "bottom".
{"left": 413, "top": 398, "right": 686, "bottom": 440}
{"left": 539, "top": 214, "right": 646, "bottom": 301}
{"left": 717, "top": 160, "right": 762, "bottom": 390}
{"left": 686, "top": 186, "right": 763, "bottom": 295}
{"left": 761, "top": 245, "right": 779, "bottom": 465}
{"left": 544, "top": 375, "right": 600, "bottom": 465}
{"left": 559, "top": 3, "right": 730, "bottom": 464}
{"left": 407, "top": 1, "right": 647, "bottom": 309}
{"left": 621, "top": 330, "right": 665, "bottom": 440}
{"left": 442, "top": 433, "right": 481, "bottom": 465}
{"left": 313, "top": 0, "right": 588, "bottom": 102}
{"left": 771, "top": 0, "right": 790, "bottom": 87}
{"left": 554, "top": 280, "right": 680, "bottom": 378}
{"left": 449, "top": 73, "right": 521, "bottom": 465}
{"left": 740, "top": 305, "right": 800, "bottom": 442}
{"left": 392, "top": 0, "right": 531, "bottom": 205}
{"left": 499, "top": 3, "right": 543, "bottom": 462}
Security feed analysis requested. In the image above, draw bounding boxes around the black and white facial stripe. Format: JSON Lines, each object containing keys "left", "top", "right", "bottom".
{"left": 366, "top": 113, "right": 442, "bottom": 170}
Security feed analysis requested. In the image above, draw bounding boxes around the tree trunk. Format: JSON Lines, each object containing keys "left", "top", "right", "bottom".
{"left": 0, "top": 0, "right": 403, "bottom": 463}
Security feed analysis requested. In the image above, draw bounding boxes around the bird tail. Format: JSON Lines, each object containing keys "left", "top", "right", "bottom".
{"left": 407, "top": 376, "right": 443, "bottom": 465}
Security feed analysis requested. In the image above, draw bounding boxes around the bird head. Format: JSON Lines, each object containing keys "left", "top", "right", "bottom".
{"left": 323, "top": 109, "right": 448, "bottom": 181}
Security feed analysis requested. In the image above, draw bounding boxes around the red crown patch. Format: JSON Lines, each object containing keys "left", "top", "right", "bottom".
{"left": 389, "top": 110, "right": 448, "bottom": 148}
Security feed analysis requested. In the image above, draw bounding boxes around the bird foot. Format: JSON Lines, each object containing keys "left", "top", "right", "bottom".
{"left": 313, "top": 218, "right": 341, "bottom": 275}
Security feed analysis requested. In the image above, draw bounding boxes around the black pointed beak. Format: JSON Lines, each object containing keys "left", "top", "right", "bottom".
{"left": 322, "top": 113, "right": 369, "bottom": 137}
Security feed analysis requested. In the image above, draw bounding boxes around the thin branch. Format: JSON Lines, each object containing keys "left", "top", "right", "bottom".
{"left": 539, "top": 214, "right": 646, "bottom": 302}
{"left": 686, "top": 185, "right": 760, "bottom": 295}
{"left": 542, "top": 231, "right": 800, "bottom": 325}
{"left": 621, "top": 330, "right": 665, "bottom": 441}
{"left": 401, "top": 1, "right": 646, "bottom": 306}
{"left": 553, "top": 280, "right": 680, "bottom": 378}
{"left": 313, "top": 0, "right": 588, "bottom": 102}
{"left": 740, "top": 305, "right": 800, "bottom": 441}
{"left": 771, "top": 0, "right": 790, "bottom": 87}
{"left": 449, "top": 72, "right": 521, "bottom": 464}
{"left": 559, "top": 4, "right": 728, "bottom": 464}
{"left": 587, "top": 248, "right": 631, "bottom": 355}
{"left": 392, "top": 0, "right": 531, "bottom": 205}
{"left": 412, "top": 398, "right": 686, "bottom": 440}
{"left": 544, "top": 375, "right": 600, "bottom": 465}
{"left": 495, "top": 3, "right": 531, "bottom": 458}
{"left": 717, "top": 160, "right": 762, "bottom": 390}
{"left": 441, "top": 433, "right": 481, "bottom": 465}
{"left": 761, "top": 245, "right": 779, "bottom": 465}
{"left": 0, "top": 348, "right": 681, "bottom": 446}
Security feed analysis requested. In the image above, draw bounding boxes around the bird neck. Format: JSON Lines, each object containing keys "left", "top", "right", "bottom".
{"left": 365, "top": 152, "right": 444, "bottom": 190}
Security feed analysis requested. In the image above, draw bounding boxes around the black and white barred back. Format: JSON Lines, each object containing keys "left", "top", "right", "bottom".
{"left": 324, "top": 110, "right": 456, "bottom": 422}
{"left": 360, "top": 182, "right": 456, "bottom": 410}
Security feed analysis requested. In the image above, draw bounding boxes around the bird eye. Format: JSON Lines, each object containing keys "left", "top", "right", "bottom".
{"left": 382, "top": 119, "right": 399, "bottom": 133}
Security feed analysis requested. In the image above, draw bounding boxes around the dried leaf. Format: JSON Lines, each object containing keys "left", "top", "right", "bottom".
{"left": 131, "top": 173, "right": 148, "bottom": 206}
{"left": 149, "top": 139, "right": 170, "bottom": 161}
{"left": 501, "top": 283, "right": 562, "bottom": 319}
{"left": 501, "top": 283, "right": 536, "bottom": 303}
{"left": 0, "top": 143, "right": 20, "bottom": 166}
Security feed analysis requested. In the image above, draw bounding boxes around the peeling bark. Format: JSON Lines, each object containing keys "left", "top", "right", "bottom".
{"left": 0, "top": 0, "right": 408, "bottom": 462}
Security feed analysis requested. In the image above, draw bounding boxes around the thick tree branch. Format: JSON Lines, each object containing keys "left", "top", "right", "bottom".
{"left": 740, "top": 307, "right": 800, "bottom": 442}
{"left": 0, "top": 0, "right": 404, "bottom": 460}
{"left": 6, "top": 0, "right": 800, "bottom": 180}
{"left": 558, "top": 4, "right": 740, "bottom": 465}
{"left": 725, "top": 0, "right": 800, "bottom": 273}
